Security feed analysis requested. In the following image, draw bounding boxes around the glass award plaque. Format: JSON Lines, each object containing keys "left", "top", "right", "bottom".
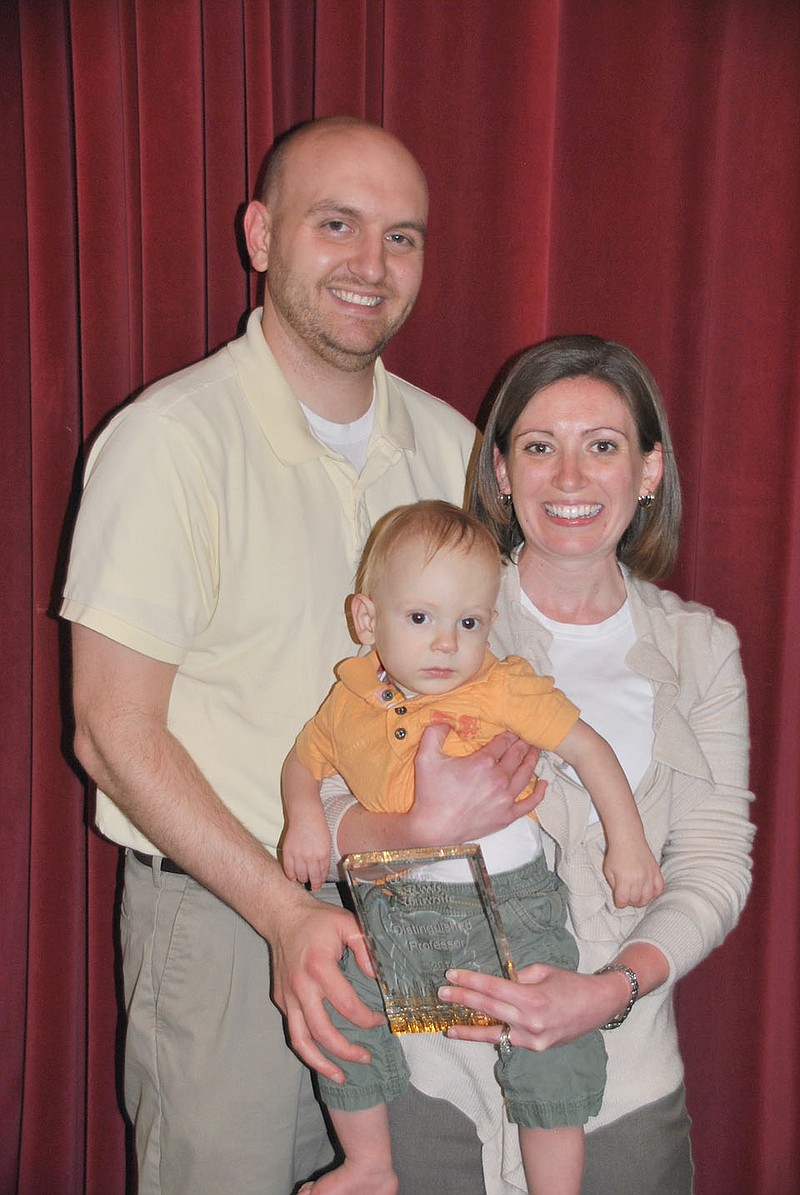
{"left": 342, "top": 844, "right": 517, "bottom": 1034}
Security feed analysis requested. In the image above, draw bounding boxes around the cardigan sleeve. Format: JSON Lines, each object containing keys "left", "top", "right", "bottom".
{"left": 621, "top": 618, "right": 755, "bottom": 981}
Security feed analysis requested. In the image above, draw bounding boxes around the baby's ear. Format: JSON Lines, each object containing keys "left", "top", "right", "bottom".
{"left": 350, "top": 593, "right": 377, "bottom": 645}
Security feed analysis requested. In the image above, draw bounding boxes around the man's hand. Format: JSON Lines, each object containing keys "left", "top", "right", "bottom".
{"left": 268, "top": 889, "right": 383, "bottom": 1083}
{"left": 408, "top": 724, "right": 545, "bottom": 845}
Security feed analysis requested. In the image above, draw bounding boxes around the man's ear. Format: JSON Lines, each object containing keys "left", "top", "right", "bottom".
{"left": 242, "top": 200, "right": 270, "bottom": 274}
{"left": 350, "top": 594, "right": 377, "bottom": 646}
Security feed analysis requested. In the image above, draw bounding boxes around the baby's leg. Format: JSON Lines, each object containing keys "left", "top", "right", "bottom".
{"left": 519, "top": 1125, "right": 584, "bottom": 1195}
{"left": 299, "top": 1103, "right": 398, "bottom": 1195}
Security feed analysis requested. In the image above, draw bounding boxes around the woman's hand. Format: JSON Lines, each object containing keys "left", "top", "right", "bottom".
{"left": 439, "top": 964, "right": 625, "bottom": 1050}
{"left": 440, "top": 942, "right": 670, "bottom": 1051}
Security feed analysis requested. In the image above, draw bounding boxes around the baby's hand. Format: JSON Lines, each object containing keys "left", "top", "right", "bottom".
{"left": 281, "top": 825, "right": 331, "bottom": 892}
{"left": 603, "top": 840, "right": 665, "bottom": 908}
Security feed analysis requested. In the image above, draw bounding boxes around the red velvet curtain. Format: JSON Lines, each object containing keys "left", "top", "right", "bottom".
{"left": 3, "top": 2, "right": 798, "bottom": 1192}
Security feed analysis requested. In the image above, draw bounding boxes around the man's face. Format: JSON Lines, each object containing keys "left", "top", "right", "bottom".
{"left": 262, "top": 126, "right": 428, "bottom": 372}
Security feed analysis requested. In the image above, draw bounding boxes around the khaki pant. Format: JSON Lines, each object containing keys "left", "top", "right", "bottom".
{"left": 120, "top": 852, "right": 336, "bottom": 1194}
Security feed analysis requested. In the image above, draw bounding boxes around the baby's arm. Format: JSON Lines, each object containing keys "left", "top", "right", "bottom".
{"left": 281, "top": 746, "right": 333, "bottom": 892}
{"left": 556, "top": 719, "right": 664, "bottom": 908}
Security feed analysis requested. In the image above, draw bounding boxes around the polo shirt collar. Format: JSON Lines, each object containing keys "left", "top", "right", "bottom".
{"left": 336, "top": 648, "right": 499, "bottom": 708}
{"left": 228, "top": 308, "right": 416, "bottom": 465}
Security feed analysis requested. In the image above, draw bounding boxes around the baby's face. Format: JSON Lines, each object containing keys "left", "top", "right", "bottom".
{"left": 367, "top": 539, "right": 499, "bottom": 697}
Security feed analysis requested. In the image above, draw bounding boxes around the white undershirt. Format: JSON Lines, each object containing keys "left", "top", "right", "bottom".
{"left": 520, "top": 591, "right": 654, "bottom": 822}
{"left": 301, "top": 397, "right": 375, "bottom": 473}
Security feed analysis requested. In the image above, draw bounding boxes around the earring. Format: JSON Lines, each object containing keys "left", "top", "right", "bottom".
{"left": 499, "top": 493, "right": 513, "bottom": 507}
{"left": 637, "top": 493, "right": 654, "bottom": 508}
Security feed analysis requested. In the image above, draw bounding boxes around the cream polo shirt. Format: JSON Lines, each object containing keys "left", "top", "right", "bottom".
{"left": 61, "top": 309, "right": 477, "bottom": 854}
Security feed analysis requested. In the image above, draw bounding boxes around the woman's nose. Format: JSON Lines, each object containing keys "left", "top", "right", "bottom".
{"left": 553, "top": 450, "right": 585, "bottom": 491}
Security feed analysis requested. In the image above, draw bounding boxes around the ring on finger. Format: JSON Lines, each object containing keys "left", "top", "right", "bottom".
{"left": 497, "top": 1022, "right": 513, "bottom": 1060}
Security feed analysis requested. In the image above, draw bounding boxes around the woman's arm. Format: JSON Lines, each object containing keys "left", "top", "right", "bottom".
{"left": 442, "top": 618, "right": 754, "bottom": 1046}
{"left": 616, "top": 625, "right": 754, "bottom": 980}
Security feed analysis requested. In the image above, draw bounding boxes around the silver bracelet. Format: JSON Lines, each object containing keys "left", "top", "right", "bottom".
{"left": 595, "top": 963, "right": 639, "bottom": 1029}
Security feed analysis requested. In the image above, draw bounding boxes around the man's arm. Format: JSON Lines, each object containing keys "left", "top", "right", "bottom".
{"left": 335, "top": 722, "right": 545, "bottom": 855}
{"left": 71, "top": 623, "right": 381, "bottom": 1080}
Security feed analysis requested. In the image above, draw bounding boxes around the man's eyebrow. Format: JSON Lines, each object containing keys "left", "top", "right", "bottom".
{"left": 397, "top": 220, "right": 428, "bottom": 243}
{"left": 306, "top": 201, "right": 427, "bottom": 241}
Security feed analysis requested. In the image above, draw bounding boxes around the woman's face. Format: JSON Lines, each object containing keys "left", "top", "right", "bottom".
{"left": 494, "top": 376, "right": 663, "bottom": 568}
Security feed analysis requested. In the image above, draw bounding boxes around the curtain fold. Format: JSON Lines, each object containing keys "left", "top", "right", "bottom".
{"left": 380, "top": 0, "right": 562, "bottom": 399}
{"left": 4, "top": 2, "right": 798, "bottom": 1192}
{"left": 15, "top": 2, "right": 88, "bottom": 1191}
{"left": 1, "top": 7, "right": 32, "bottom": 1194}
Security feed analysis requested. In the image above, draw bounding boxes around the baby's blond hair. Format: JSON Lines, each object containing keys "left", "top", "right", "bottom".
{"left": 355, "top": 500, "right": 501, "bottom": 598}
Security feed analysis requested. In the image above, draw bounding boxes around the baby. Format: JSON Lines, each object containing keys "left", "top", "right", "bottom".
{"left": 282, "top": 500, "right": 663, "bottom": 1195}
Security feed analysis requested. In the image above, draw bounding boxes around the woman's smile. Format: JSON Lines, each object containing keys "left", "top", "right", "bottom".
{"left": 543, "top": 502, "right": 603, "bottom": 521}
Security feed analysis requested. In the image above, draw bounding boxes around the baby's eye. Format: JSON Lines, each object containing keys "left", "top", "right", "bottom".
{"left": 460, "top": 617, "right": 479, "bottom": 631}
{"left": 409, "top": 611, "right": 429, "bottom": 625}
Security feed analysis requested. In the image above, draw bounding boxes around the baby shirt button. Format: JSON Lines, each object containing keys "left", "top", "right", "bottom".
{"left": 394, "top": 727, "right": 407, "bottom": 740}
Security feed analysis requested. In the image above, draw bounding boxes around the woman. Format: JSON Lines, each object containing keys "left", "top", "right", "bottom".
{"left": 330, "top": 335, "right": 754, "bottom": 1195}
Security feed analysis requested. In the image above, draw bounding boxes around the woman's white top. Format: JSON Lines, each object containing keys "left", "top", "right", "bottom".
{"left": 520, "top": 591, "right": 654, "bottom": 816}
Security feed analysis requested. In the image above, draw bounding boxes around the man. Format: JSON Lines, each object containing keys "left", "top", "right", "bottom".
{"left": 63, "top": 117, "right": 538, "bottom": 1194}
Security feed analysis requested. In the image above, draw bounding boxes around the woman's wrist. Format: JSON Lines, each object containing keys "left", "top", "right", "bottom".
{"left": 594, "top": 963, "right": 639, "bottom": 1029}
{"left": 588, "top": 942, "right": 670, "bottom": 1031}
{"left": 613, "top": 941, "right": 671, "bottom": 998}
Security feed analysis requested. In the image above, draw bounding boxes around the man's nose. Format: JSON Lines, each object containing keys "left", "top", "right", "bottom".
{"left": 347, "top": 232, "right": 387, "bottom": 283}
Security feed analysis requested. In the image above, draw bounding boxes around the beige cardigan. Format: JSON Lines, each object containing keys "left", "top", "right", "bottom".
{"left": 489, "top": 561, "right": 755, "bottom": 1125}
{"left": 401, "top": 563, "right": 755, "bottom": 1191}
